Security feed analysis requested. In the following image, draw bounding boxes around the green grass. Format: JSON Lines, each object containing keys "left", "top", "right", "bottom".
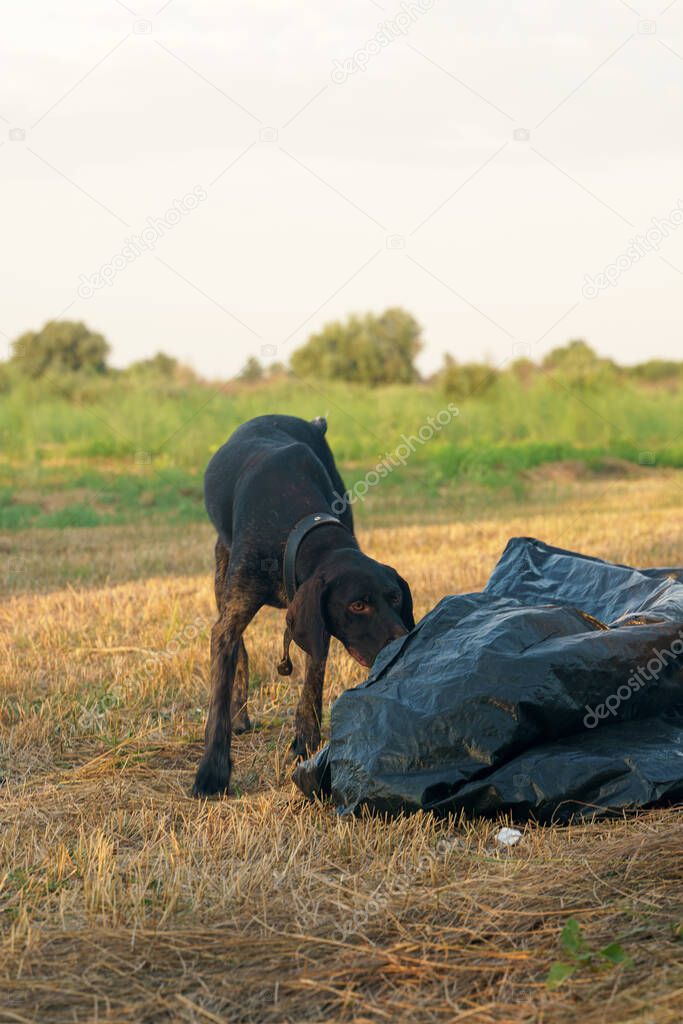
{"left": 0, "top": 373, "right": 681, "bottom": 530}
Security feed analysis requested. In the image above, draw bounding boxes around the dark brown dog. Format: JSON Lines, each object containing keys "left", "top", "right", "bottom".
{"left": 193, "top": 414, "right": 414, "bottom": 797}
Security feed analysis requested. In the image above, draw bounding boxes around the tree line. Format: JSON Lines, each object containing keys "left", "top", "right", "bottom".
{"left": 1, "top": 311, "right": 681, "bottom": 397}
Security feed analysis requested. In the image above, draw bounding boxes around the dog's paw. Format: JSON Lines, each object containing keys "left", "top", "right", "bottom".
{"left": 231, "top": 710, "right": 253, "bottom": 735}
{"left": 192, "top": 753, "right": 231, "bottom": 798}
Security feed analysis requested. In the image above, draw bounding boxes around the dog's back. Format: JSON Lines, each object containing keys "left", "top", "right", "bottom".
{"left": 204, "top": 414, "right": 351, "bottom": 548}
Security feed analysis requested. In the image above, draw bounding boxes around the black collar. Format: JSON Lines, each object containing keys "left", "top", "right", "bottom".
{"left": 283, "top": 513, "right": 348, "bottom": 602}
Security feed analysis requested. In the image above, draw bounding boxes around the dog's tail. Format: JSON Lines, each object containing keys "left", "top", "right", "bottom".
{"left": 310, "top": 415, "right": 327, "bottom": 435}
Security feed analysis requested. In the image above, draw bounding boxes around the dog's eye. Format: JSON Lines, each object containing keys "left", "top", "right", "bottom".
{"left": 349, "top": 600, "right": 369, "bottom": 613}
{"left": 389, "top": 593, "right": 402, "bottom": 606}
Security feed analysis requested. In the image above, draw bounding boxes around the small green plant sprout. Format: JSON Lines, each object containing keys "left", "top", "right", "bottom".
{"left": 545, "top": 917, "right": 633, "bottom": 989}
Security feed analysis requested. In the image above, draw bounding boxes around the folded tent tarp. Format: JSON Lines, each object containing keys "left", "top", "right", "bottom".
{"left": 294, "top": 538, "right": 683, "bottom": 822}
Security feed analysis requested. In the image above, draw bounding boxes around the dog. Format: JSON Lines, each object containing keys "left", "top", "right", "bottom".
{"left": 193, "top": 414, "right": 414, "bottom": 797}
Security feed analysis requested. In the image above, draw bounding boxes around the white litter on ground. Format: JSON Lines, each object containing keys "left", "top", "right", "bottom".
{"left": 495, "top": 827, "right": 523, "bottom": 846}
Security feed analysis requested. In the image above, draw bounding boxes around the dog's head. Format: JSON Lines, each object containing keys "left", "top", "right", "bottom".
{"left": 286, "top": 551, "right": 414, "bottom": 667}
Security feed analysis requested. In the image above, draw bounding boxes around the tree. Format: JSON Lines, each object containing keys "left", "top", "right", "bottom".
{"left": 267, "top": 360, "right": 288, "bottom": 377}
{"left": 11, "top": 320, "right": 109, "bottom": 378}
{"left": 239, "top": 356, "right": 264, "bottom": 382}
{"left": 439, "top": 354, "right": 499, "bottom": 399}
{"left": 290, "top": 308, "right": 422, "bottom": 385}
{"left": 542, "top": 339, "right": 599, "bottom": 372}
{"left": 542, "top": 339, "right": 618, "bottom": 388}
{"left": 127, "top": 352, "right": 178, "bottom": 378}
{"left": 510, "top": 357, "right": 538, "bottom": 387}
{"left": 629, "top": 359, "right": 682, "bottom": 385}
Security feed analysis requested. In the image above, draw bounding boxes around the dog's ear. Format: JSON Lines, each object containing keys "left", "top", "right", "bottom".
{"left": 286, "top": 574, "right": 330, "bottom": 662}
{"left": 395, "top": 571, "right": 415, "bottom": 630}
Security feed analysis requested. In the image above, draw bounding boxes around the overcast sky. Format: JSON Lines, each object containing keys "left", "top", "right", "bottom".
{"left": 2, "top": 0, "right": 683, "bottom": 378}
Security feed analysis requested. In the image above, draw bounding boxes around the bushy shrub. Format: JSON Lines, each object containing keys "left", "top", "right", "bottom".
{"left": 290, "top": 307, "right": 422, "bottom": 385}
{"left": 628, "top": 359, "right": 682, "bottom": 386}
{"left": 439, "top": 354, "right": 499, "bottom": 399}
{"left": 541, "top": 339, "right": 619, "bottom": 389}
{"left": 11, "top": 320, "right": 110, "bottom": 378}
{"left": 510, "top": 357, "right": 539, "bottom": 387}
{"left": 0, "top": 362, "right": 13, "bottom": 394}
{"left": 126, "top": 352, "right": 179, "bottom": 378}
{"left": 238, "top": 356, "right": 264, "bottom": 382}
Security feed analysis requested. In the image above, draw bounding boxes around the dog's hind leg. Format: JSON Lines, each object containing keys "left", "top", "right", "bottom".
{"left": 230, "top": 637, "right": 251, "bottom": 734}
{"left": 193, "top": 540, "right": 260, "bottom": 796}
{"left": 213, "top": 539, "right": 252, "bottom": 735}
{"left": 213, "top": 537, "right": 231, "bottom": 612}
{"left": 193, "top": 591, "right": 260, "bottom": 797}
{"left": 290, "top": 645, "right": 329, "bottom": 761}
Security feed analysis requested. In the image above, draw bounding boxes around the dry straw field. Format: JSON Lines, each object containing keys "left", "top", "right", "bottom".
{"left": 1, "top": 472, "right": 683, "bottom": 1023}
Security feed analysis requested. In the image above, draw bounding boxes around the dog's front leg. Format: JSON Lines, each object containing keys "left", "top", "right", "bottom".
{"left": 291, "top": 646, "right": 328, "bottom": 760}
